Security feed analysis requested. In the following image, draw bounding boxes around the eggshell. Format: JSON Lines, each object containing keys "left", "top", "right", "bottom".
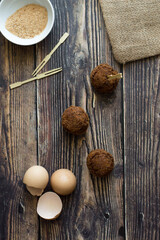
{"left": 26, "top": 186, "right": 44, "bottom": 196}
{"left": 37, "top": 192, "right": 62, "bottom": 220}
{"left": 23, "top": 166, "right": 49, "bottom": 195}
{"left": 50, "top": 169, "right": 76, "bottom": 195}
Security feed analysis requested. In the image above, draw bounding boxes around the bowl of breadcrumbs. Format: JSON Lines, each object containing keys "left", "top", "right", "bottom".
{"left": 0, "top": 0, "right": 55, "bottom": 45}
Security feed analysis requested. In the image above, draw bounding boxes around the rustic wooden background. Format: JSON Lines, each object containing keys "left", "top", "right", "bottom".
{"left": 0, "top": 0, "right": 159, "bottom": 239}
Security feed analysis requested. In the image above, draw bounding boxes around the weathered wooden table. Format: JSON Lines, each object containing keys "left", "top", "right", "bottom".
{"left": 0, "top": 0, "right": 159, "bottom": 239}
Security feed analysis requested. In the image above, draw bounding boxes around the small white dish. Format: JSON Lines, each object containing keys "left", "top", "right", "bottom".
{"left": 0, "top": 0, "right": 55, "bottom": 46}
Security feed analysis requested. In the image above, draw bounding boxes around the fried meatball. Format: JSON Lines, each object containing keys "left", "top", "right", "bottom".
{"left": 90, "top": 63, "right": 120, "bottom": 93}
{"left": 87, "top": 149, "right": 114, "bottom": 177}
{"left": 62, "top": 106, "right": 89, "bottom": 135}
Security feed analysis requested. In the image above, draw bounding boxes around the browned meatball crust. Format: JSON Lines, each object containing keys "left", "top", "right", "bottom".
{"left": 90, "top": 63, "right": 119, "bottom": 93}
{"left": 62, "top": 106, "right": 89, "bottom": 135}
{"left": 87, "top": 149, "right": 114, "bottom": 177}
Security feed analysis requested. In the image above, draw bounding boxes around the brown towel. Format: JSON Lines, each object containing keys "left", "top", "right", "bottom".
{"left": 99, "top": 0, "right": 160, "bottom": 63}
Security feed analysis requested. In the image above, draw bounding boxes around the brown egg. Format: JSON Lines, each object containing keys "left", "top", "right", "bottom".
{"left": 50, "top": 169, "right": 76, "bottom": 195}
{"left": 37, "top": 192, "right": 62, "bottom": 220}
{"left": 23, "top": 165, "right": 49, "bottom": 196}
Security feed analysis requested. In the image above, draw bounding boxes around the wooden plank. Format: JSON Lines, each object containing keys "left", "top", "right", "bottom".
{"left": 0, "top": 37, "right": 38, "bottom": 239}
{"left": 36, "top": 0, "right": 124, "bottom": 239}
{"left": 123, "top": 57, "right": 160, "bottom": 239}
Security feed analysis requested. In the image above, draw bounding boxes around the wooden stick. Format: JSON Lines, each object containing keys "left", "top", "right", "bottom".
{"left": 107, "top": 73, "right": 122, "bottom": 80}
{"left": 10, "top": 67, "right": 62, "bottom": 89}
{"left": 32, "top": 32, "right": 69, "bottom": 76}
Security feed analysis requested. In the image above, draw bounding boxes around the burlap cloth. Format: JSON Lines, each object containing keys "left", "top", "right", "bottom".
{"left": 99, "top": 0, "right": 160, "bottom": 63}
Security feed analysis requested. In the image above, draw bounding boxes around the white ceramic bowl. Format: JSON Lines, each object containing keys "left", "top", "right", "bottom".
{"left": 0, "top": 0, "right": 55, "bottom": 45}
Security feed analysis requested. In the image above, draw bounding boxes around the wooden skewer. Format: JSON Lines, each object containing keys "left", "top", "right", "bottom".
{"left": 32, "top": 32, "right": 69, "bottom": 76}
{"left": 107, "top": 73, "right": 122, "bottom": 80}
{"left": 10, "top": 67, "right": 62, "bottom": 89}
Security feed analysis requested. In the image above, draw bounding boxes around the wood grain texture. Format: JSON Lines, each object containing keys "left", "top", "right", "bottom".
{"left": 123, "top": 57, "right": 160, "bottom": 240}
{"left": 35, "top": 0, "right": 124, "bottom": 239}
{"left": 0, "top": 37, "right": 39, "bottom": 239}
{"left": 0, "top": 0, "right": 159, "bottom": 239}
